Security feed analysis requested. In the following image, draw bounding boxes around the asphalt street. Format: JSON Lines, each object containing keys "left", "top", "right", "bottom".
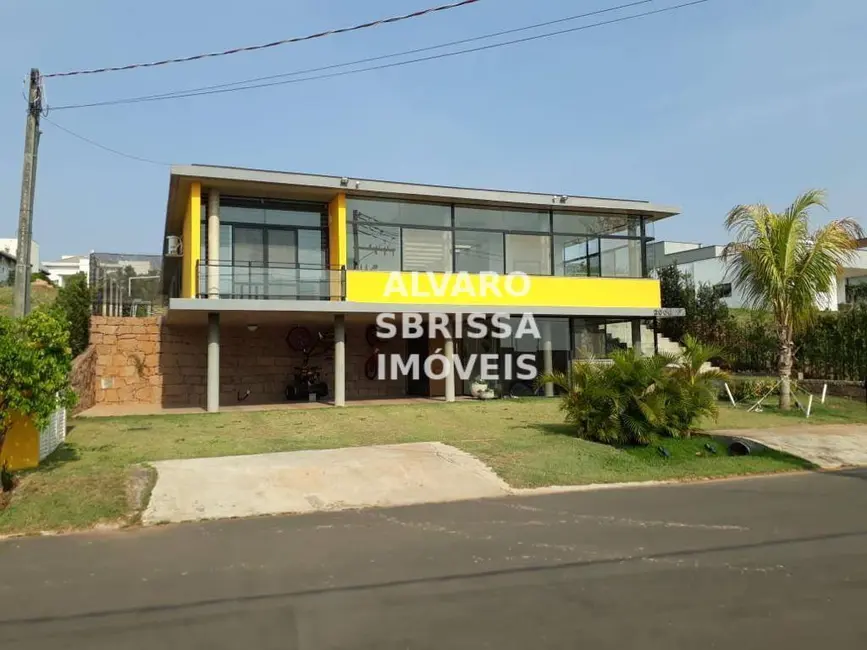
{"left": 1, "top": 469, "right": 866, "bottom": 649}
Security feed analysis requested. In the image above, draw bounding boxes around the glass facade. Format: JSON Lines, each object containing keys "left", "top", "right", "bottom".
{"left": 201, "top": 195, "right": 655, "bottom": 298}
{"left": 456, "top": 315, "right": 651, "bottom": 397}
{"left": 455, "top": 206, "right": 549, "bottom": 233}
{"left": 346, "top": 197, "right": 653, "bottom": 278}
{"left": 200, "top": 196, "right": 329, "bottom": 299}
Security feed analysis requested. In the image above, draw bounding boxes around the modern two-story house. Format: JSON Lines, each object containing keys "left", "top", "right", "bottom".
{"left": 156, "top": 165, "right": 679, "bottom": 412}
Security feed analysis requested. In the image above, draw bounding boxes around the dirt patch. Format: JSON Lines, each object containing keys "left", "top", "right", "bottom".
{"left": 126, "top": 464, "right": 157, "bottom": 525}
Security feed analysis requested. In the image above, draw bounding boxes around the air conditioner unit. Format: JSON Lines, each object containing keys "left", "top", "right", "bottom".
{"left": 165, "top": 236, "right": 183, "bottom": 257}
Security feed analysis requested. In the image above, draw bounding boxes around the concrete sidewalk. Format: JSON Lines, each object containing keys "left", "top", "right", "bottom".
{"left": 143, "top": 442, "right": 510, "bottom": 525}
{"left": 715, "top": 424, "right": 867, "bottom": 469}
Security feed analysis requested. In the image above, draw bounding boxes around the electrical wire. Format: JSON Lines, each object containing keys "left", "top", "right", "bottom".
{"left": 43, "top": 0, "right": 483, "bottom": 79}
{"left": 42, "top": 117, "right": 170, "bottom": 166}
{"left": 50, "top": 0, "right": 710, "bottom": 111}
{"left": 56, "top": 0, "right": 657, "bottom": 108}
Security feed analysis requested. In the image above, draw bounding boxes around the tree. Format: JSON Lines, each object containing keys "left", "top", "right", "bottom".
{"left": 656, "top": 264, "right": 695, "bottom": 342}
{"left": 0, "top": 309, "right": 77, "bottom": 460}
{"left": 722, "top": 189, "right": 864, "bottom": 410}
{"left": 692, "top": 284, "right": 732, "bottom": 348}
{"left": 54, "top": 272, "right": 93, "bottom": 357}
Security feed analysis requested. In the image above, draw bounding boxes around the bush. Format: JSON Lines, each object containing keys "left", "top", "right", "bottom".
{"left": 541, "top": 338, "right": 727, "bottom": 446}
{"left": 0, "top": 309, "right": 78, "bottom": 461}
{"left": 53, "top": 272, "right": 92, "bottom": 357}
{"left": 797, "top": 304, "right": 867, "bottom": 380}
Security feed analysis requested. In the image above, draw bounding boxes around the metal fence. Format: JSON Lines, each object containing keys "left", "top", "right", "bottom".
{"left": 89, "top": 252, "right": 164, "bottom": 316}
{"left": 39, "top": 405, "right": 67, "bottom": 462}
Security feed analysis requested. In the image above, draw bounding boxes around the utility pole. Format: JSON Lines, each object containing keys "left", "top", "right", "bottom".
{"left": 13, "top": 68, "right": 43, "bottom": 318}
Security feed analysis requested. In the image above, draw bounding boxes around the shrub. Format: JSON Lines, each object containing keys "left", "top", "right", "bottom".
{"left": 663, "top": 335, "right": 728, "bottom": 435}
{"left": 0, "top": 309, "right": 78, "bottom": 461}
{"left": 541, "top": 339, "right": 727, "bottom": 447}
{"left": 53, "top": 272, "right": 92, "bottom": 357}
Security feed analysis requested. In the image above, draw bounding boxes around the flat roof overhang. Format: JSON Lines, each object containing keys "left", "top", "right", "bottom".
{"left": 165, "top": 298, "right": 658, "bottom": 326}
{"left": 164, "top": 164, "right": 681, "bottom": 238}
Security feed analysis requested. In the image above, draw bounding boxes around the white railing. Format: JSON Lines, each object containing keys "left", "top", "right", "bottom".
{"left": 39, "top": 405, "right": 67, "bottom": 462}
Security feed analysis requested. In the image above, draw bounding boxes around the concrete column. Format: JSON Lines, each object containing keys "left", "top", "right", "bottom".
{"left": 334, "top": 314, "right": 346, "bottom": 407}
{"left": 631, "top": 320, "right": 644, "bottom": 357}
{"left": 444, "top": 320, "right": 455, "bottom": 403}
{"left": 207, "top": 312, "right": 220, "bottom": 413}
{"left": 207, "top": 190, "right": 220, "bottom": 299}
{"left": 628, "top": 218, "right": 642, "bottom": 277}
{"left": 542, "top": 320, "right": 554, "bottom": 397}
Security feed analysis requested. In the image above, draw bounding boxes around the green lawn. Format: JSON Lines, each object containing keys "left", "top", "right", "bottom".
{"left": 0, "top": 283, "right": 58, "bottom": 317}
{"left": 6, "top": 396, "right": 861, "bottom": 536}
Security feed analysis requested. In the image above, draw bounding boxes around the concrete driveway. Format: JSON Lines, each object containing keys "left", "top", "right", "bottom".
{"left": 715, "top": 424, "right": 867, "bottom": 469}
{"left": 143, "top": 442, "right": 510, "bottom": 525}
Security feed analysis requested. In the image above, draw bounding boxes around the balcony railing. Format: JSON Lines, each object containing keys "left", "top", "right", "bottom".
{"left": 195, "top": 261, "right": 345, "bottom": 300}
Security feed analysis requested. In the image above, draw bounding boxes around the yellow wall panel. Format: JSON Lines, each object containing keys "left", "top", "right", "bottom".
{"left": 345, "top": 271, "right": 661, "bottom": 310}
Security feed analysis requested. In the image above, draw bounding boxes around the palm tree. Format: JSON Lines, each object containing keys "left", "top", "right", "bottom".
{"left": 722, "top": 190, "right": 863, "bottom": 410}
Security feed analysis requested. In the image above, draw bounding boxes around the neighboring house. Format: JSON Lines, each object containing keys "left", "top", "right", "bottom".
{"left": 42, "top": 254, "right": 92, "bottom": 286}
{"left": 0, "top": 238, "right": 40, "bottom": 275}
{"left": 0, "top": 250, "right": 16, "bottom": 285}
{"left": 92, "top": 164, "right": 681, "bottom": 412}
{"left": 651, "top": 239, "right": 867, "bottom": 311}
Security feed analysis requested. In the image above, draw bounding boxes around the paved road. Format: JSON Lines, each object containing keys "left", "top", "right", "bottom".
{"left": 2, "top": 470, "right": 867, "bottom": 649}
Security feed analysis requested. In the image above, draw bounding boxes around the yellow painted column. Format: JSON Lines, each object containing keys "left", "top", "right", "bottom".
{"left": 328, "top": 193, "right": 347, "bottom": 300}
{"left": 181, "top": 182, "right": 202, "bottom": 298}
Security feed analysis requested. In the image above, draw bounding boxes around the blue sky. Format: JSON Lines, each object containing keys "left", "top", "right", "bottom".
{"left": 1, "top": 0, "right": 865, "bottom": 262}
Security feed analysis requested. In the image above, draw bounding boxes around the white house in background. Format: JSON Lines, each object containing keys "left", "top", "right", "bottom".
{"left": 0, "top": 238, "right": 40, "bottom": 274}
{"left": 651, "top": 239, "right": 867, "bottom": 311}
{"left": 0, "top": 250, "right": 16, "bottom": 285}
{"left": 42, "top": 254, "right": 92, "bottom": 287}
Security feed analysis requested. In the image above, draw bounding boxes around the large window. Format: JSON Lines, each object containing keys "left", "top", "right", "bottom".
{"left": 455, "top": 230, "right": 504, "bottom": 274}
{"left": 506, "top": 234, "right": 551, "bottom": 275}
{"left": 455, "top": 206, "right": 550, "bottom": 233}
{"left": 347, "top": 198, "right": 451, "bottom": 271}
{"left": 348, "top": 224, "right": 400, "bottom": 271}
{"left": 552, "top": 214, "right": 644, "bottom": 278}
{"left": 402, "top": 228, "right": 452, "bottom": 273}
{"left": 348, "top": 198, "right": 450, "bottom": 227}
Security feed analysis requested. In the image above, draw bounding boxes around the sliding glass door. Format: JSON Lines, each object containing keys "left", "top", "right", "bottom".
{"left": 266, "top": 229, "right": 297, "bottom": 298}
{"left": 234, "top": 227, "right": 265, "bottom": 298}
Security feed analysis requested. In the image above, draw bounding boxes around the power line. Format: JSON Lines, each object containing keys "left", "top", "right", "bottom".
{"left": 50, "top": 0, "right": 711, "bottom": 111}
{"left": 42, "top": 117, "right": 170, "bottom": 166}
{"left": 54, "top": 0, "right": 657, "bottom": 108}
{"left": 43, "top": 0, "right": 483, "bottom": 79}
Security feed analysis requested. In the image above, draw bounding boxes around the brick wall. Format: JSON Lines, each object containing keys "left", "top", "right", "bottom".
{"left": 90, "top": 315, "right": 408, "bottom": 409}
{"left": 69, "top": 346, "right": 97, "bottom": 415}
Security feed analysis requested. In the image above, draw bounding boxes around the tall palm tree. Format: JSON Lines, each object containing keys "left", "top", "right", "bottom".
{"left": 722, "top": 189, "right": 863, "bottom": 410}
